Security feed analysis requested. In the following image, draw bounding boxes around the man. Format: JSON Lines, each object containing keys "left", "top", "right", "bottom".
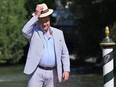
{"left": 22, "top": 3, "right": 70, "bottom": 87}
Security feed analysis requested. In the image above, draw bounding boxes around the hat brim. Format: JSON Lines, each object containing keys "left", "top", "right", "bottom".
{"left": 32, "top": 9, "right": 53, "bottom": 18}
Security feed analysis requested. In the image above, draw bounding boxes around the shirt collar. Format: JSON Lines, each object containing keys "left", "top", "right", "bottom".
{"left": 41, "top": 27, "right": 53, "bottom": 35}
{"left": 37, "top": 24, "right": 53, "bottom": 34}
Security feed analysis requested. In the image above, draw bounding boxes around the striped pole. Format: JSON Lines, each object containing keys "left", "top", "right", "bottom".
{"left": 100, "top": 26, "right": 115, "bottom": 87}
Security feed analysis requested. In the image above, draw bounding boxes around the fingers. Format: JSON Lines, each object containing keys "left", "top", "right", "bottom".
{"left": 62, "top": 71, "right": 69, "bottom": 81}
{"left": 34, "top": 5, "right": 43, "bottom": 18}
{"left": 36, "top": 5, "right": 43, "bottom": 12}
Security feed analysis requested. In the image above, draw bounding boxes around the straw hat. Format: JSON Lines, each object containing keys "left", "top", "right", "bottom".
{"left": 32, "top": 3, "right": 53, "bottom": 18}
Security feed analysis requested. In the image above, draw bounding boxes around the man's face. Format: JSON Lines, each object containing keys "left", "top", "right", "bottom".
{"left": 38, "top": 16, "right": 50, "bottom": 31}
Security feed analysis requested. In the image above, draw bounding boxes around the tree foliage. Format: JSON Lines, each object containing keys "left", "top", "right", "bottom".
{"left": 63, "top": 0, "right": 116, "bottom": 61}
{"left": 0, "top": 0, "right": 27, "bottom": 63}
{"left": 0, "top": 0, "right": 57, "bottom": 64}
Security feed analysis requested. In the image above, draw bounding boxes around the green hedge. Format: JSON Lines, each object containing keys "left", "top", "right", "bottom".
{"left": 0, "top": 0, "right": 27, "bottom": 63}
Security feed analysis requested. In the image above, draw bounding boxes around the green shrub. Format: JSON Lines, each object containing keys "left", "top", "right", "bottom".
{"left": 0, "top": 0, "right": 27, "bottom": 63}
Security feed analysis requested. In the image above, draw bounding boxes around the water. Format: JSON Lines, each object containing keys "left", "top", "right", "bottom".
{"left": 0, "top": 64, "right": 115, "bottom": 87}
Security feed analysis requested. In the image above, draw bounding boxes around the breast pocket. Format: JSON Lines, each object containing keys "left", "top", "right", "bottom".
{"left": 56, "top": 40, "right": 62, "bottom": 57}
{"left": 58, "top": 39, "right": 63, "bottom": 50}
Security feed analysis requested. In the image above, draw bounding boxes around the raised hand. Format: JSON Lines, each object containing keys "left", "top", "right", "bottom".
{"left": 33, "top": 5, "right": 43, "bottom": 18}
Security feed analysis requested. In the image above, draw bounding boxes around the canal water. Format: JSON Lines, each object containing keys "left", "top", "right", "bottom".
{"left": 0, "top": 64, "right": 115, "bottom": 87}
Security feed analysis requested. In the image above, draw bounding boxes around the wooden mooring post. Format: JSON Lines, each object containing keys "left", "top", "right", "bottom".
{"left": 100, "top": 26, "right": 115, "bottom": 87}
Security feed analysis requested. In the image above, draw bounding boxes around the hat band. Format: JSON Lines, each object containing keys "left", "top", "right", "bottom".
{"left": 41, "top": 9, "right": 49, "bottom": 14}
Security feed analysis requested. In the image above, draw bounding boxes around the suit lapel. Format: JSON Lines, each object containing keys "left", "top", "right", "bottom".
{"left": 36, "top": 26, "right": 45, "bottom": 48}
{"left": 52, "top": 28, "right": 59, "bottom": 53}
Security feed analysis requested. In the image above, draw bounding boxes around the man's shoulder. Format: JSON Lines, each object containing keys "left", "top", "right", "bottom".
{"left": 50, "top": 26, "right": 62, "bottom": 33}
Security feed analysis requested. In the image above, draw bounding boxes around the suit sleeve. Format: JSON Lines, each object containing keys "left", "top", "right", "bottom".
{"left": 61, "top": 31, "right": 70, "bottom": 72}
{"left": 22, "top": 16, "right": 38, "bottom": 40}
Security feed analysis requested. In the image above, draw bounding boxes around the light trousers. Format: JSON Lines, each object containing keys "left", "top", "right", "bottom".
{"left": 28, "top": 67, "right": 58, "bottom": 87}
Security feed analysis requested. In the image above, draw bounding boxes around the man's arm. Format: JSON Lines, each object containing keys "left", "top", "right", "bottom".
{"left": 22, "top": 5, "right": 43, "bottom": 40}
{"left": 61, "top": 31, "right": 70, "bottom": 81}
{"left": 61, "top": 31, "right": 70, "bottom": 72}
{"left": 22, "top": 17, "right": 38, "bottom": 40}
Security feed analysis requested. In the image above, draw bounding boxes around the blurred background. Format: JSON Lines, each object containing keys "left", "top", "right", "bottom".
{"left": 0, "top": 0, "right": 116, "bottom": 87}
